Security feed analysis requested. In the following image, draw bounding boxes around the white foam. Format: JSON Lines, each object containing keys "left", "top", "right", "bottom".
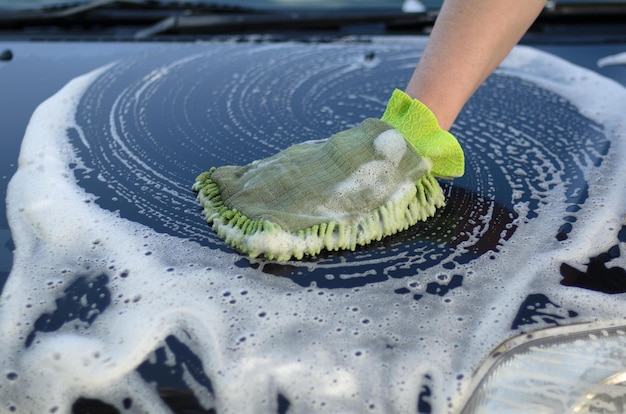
{"left": 1, "top": 44, "right": 626, "bottom": 414}
{"left": 374, "top": 129, "right": 407, "bottom": 164}
{"left": 330, "top": 130, "right": 410, "bottom": 202}
{"left": 598, "top": 51, "right": 626, "bottom": 68}
{"left": 313, "top": 129, "right": 416, "bottom": 221}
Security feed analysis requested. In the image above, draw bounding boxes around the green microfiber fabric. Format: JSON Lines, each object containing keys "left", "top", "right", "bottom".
{"left": 381, "top": 89, "right": 464, "bottom": 178}
{"left": 192, "top": 89, "right": 465, "bottom": 261}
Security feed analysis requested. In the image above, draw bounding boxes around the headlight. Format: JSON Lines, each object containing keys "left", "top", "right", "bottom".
{"left": 461, "top": 320, "right": 626, "bottom": 413}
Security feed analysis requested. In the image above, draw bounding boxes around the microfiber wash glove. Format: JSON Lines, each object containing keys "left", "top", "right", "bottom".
{"left": 192, "top": 89, "right": 464, "bottom": 261}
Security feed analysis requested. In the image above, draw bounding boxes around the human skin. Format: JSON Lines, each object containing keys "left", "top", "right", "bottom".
{"left": 405, "top": 0, "right": 546, "bottom": 130}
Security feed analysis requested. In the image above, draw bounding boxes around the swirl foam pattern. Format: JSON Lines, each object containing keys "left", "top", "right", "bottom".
{"left": 67, "top": 41, "right": 609, "bottom": 286}
{"left": 1, "top": 40, "right": 625, "bottom": 413}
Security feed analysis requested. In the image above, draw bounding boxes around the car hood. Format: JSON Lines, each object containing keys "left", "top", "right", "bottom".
{"left": 1, "top": 37, "right": 626, "bottom": 413}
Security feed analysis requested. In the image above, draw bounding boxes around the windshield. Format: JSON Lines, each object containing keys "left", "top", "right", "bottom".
{"left": 0, "top": 0, "right": 435, "bottom": 12}
{"left": 2, "top": 0, "right": 626, "bottom": 11}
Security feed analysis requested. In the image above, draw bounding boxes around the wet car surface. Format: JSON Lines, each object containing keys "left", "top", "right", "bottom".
{"left": 1, "top": 1, "right": 626, "bottom": 413}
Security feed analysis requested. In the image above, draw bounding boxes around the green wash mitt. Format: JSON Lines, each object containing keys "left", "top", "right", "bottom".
{"left": 192, "top": 89, "right": 464, "bottom": 261}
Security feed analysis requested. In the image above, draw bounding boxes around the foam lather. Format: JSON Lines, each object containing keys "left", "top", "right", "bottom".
{"left": 192, "top": 89, "right": 465, "bottom": 260}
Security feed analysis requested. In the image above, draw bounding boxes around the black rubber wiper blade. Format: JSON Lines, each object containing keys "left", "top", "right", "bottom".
{"left": 0, "top": 0, "right": 146, "bottom": 22}
{"left": 39, "top": 0, "right": 149, "bottom": 18}
{"left": 135, "top": 9, "right": 437, "bottom": 38}
{"left": 0, "top": 0, "right": 261, "bottom": 26}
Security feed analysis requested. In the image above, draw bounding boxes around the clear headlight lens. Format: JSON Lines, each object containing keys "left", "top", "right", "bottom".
{"left": 461, "top": 320, "right": 626, "bottom": 413}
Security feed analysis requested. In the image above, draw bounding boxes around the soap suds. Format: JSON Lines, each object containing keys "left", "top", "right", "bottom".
{"left": 598, "top": 51, "right": 626, "bottom": 68}
{"left": 1, "top": 41, "right": 625, "bottom": 414}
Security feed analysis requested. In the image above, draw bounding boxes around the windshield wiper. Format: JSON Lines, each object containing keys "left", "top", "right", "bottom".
{"left": 0, "top": 0, "right": 149, "bottom": 22}
{"left": 0, "top": 0, "right": 436, "bottom": 39}
{"left": 135, "top": 10, "right": 437, "bottom": 39}
{"left": 0, "top": 0, "right": 261, "bottom": 28}
{"left": 32, "top": 0, "right": 149, "bottom": 18}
